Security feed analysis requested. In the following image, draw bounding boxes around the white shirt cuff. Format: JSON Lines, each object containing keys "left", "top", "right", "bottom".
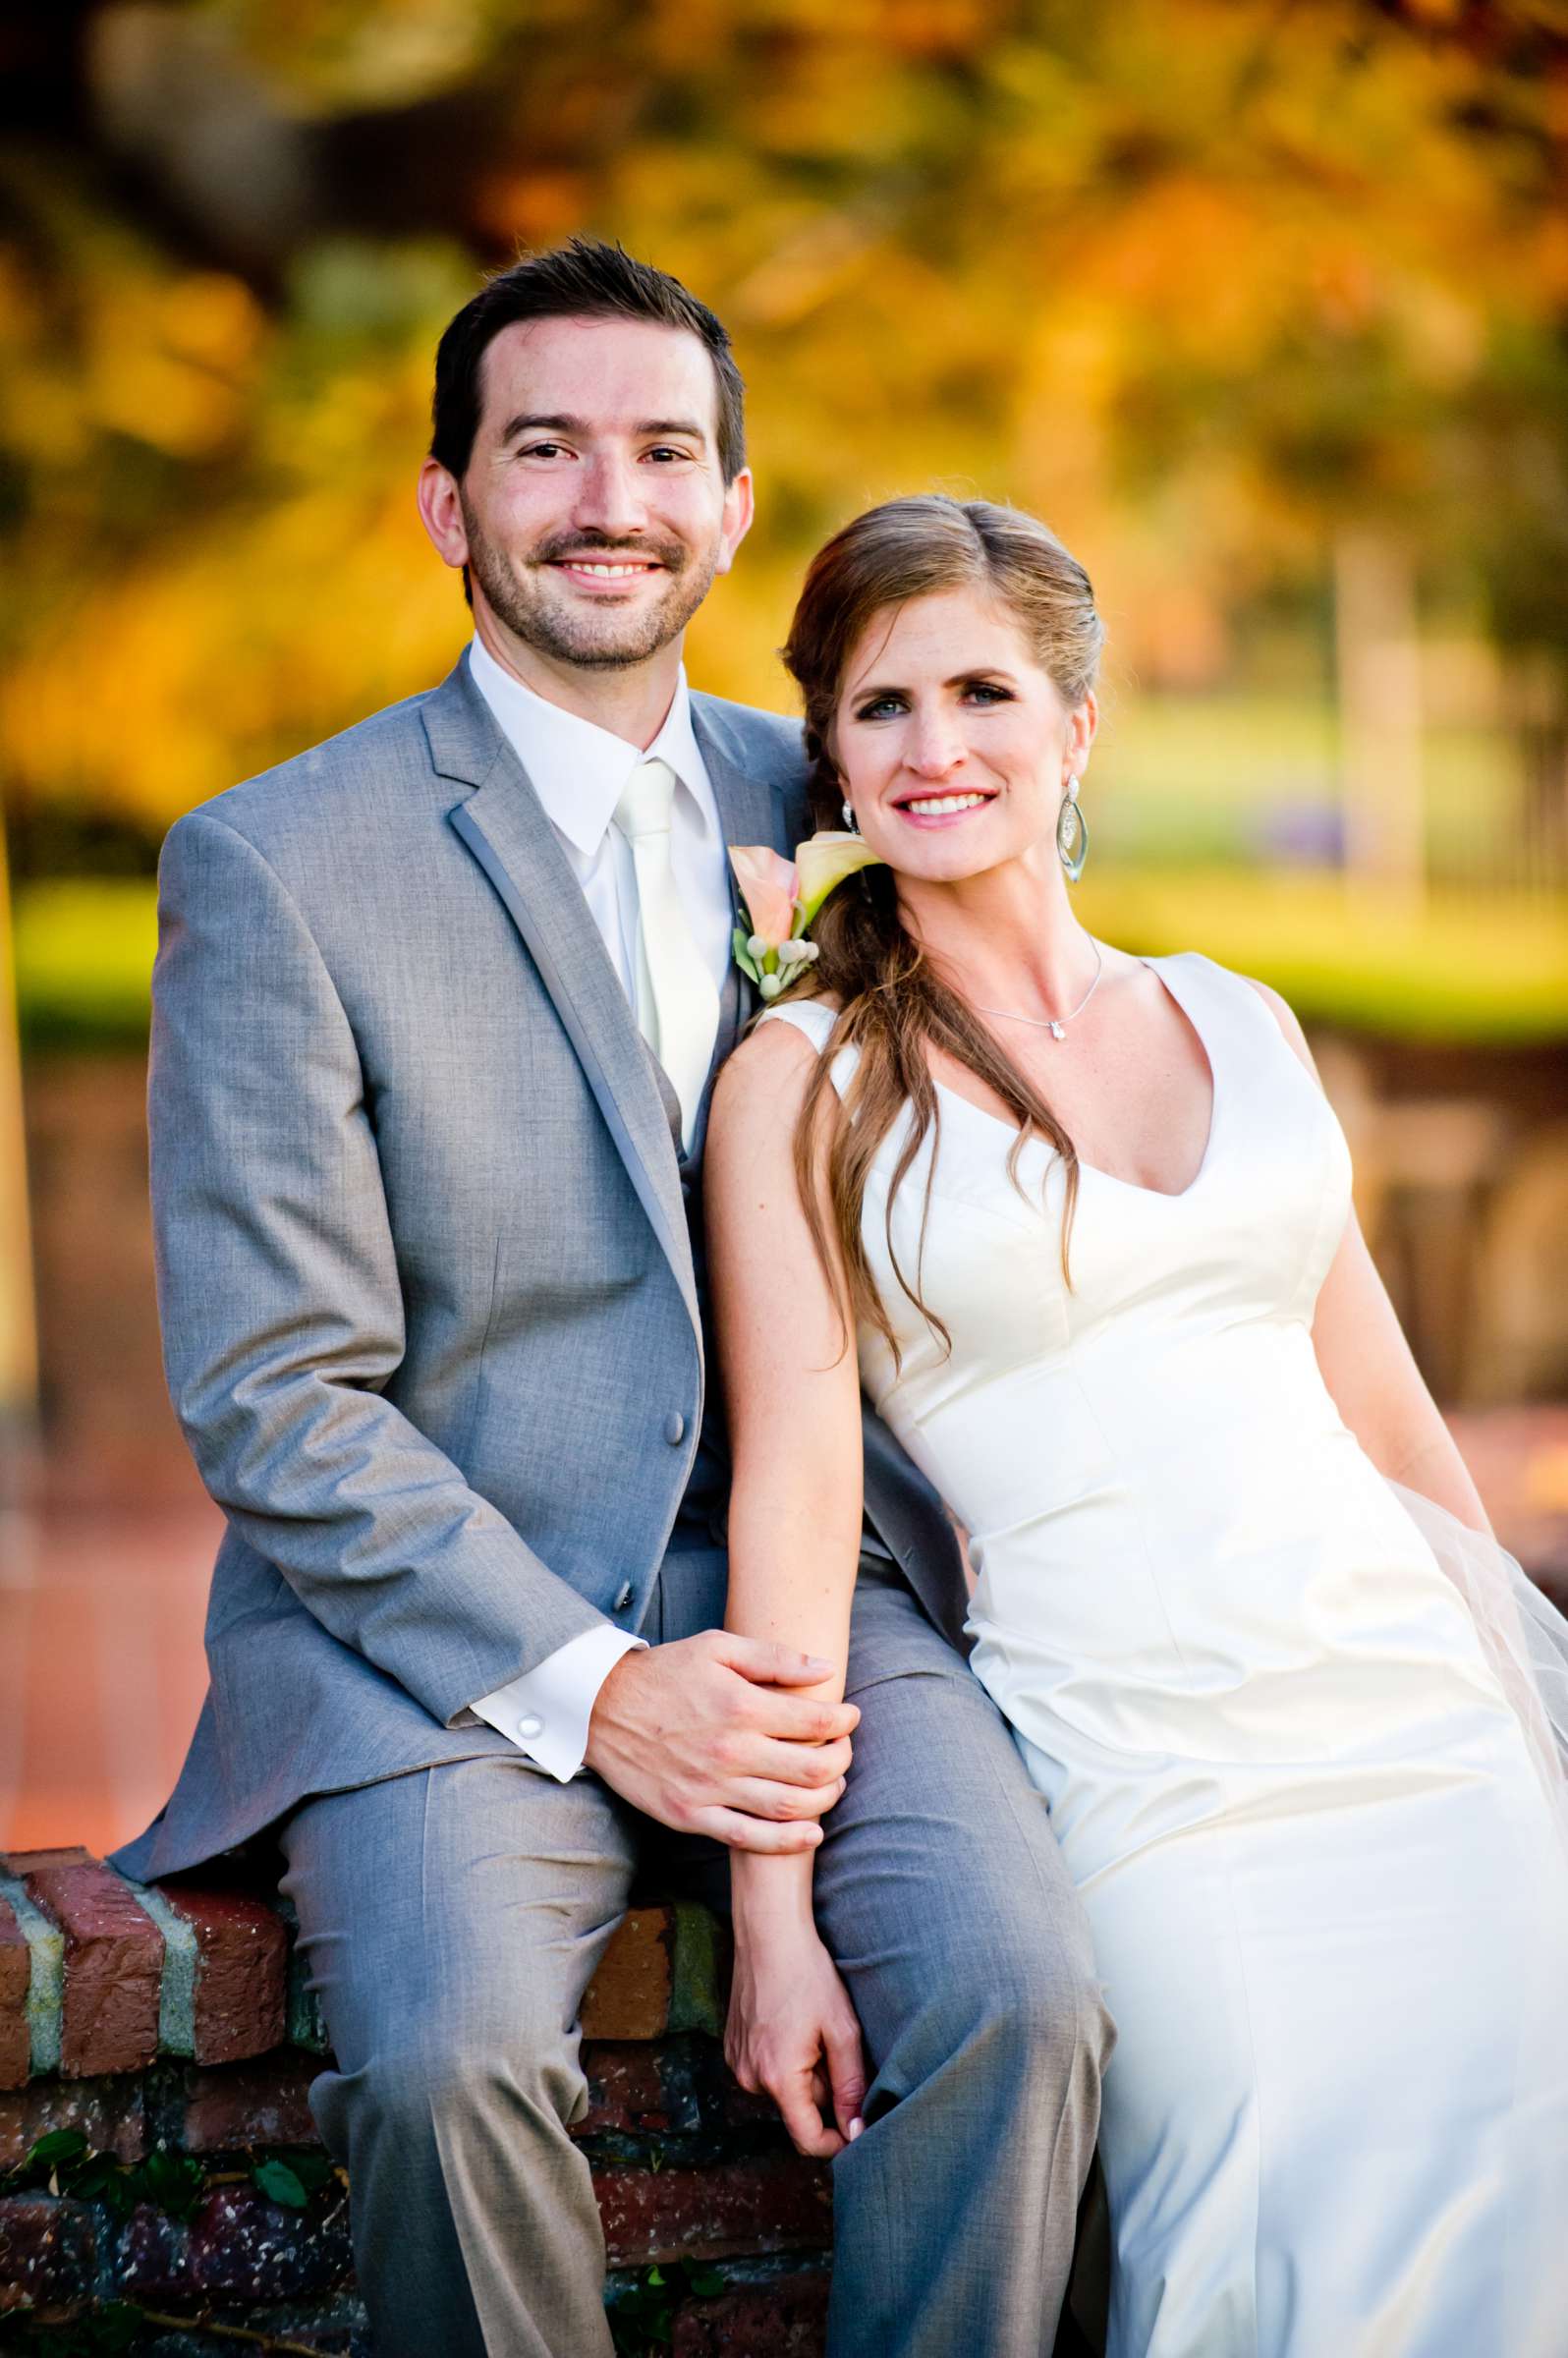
{"left": 466, "top": 1624, "right": 647, "bottom": 1781}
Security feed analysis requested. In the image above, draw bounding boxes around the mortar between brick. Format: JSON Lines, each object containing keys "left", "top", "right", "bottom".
{"left": 124, "top": 1883, "right": 198, "bottom": 2058}
{"left": 669, "top": 1903, "right": 725, "bottom": 2038}
{"left": 0, "top": 1877, "right": 62, "bottom": 2076}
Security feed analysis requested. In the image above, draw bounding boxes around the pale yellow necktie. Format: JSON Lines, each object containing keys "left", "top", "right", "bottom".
{"left": 611, "top": 758, "right": 720, "bottom": 1147}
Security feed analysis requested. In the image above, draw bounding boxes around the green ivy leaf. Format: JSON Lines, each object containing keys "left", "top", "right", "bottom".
{"left": 65, "top": 2154, "right": 136, "bottom": 2218}
{"left": 133, "top": 2145, "right": 206, "bottom": 2220}
{"left": 25, "top": 2129, "right": 88, "bottom": 2169}
{"left": 252, "top": 2156, "right": 309, "bottom": 2207}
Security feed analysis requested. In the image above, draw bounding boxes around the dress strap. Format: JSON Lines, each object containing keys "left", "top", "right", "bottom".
{"left": 756, "top": 997, "right": 860, "bottom": 1096}
{"left": 1146, "top": 949, "right": 1294, "bottom": 1086}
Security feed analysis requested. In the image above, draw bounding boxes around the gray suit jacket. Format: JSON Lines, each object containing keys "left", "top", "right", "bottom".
{"left": 109, "top": 655, "right": 967, "bottom": 1885}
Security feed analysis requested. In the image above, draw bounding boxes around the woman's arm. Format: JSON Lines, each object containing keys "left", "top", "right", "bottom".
{"left": 1246, "top": 978, "right": 1490, "bottom": 1535}
{"left": 705, "top": 1019, "right": 870, "bottom": 2156}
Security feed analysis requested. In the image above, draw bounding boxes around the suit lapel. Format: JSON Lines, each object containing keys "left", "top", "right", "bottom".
{"left": 691, "top": 698, "right": 800, "bottom": 1060}
{"left": 693, "top": 701, "right": 796, "bottom": 870}
{"left": 427, "top": 663, "right": 804, "bottom": 1339}
{"left": 428, "top": 660, "right": 700, "bottom": 1339}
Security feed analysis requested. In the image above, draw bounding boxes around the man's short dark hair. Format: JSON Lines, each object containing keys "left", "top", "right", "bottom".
{"left": 431, "top": 237, "right": 746, "bottom": 484}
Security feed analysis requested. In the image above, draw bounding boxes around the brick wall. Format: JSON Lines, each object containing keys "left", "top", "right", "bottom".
{"left": 0, "top": 1849, "right": 833, "bottom": 2354}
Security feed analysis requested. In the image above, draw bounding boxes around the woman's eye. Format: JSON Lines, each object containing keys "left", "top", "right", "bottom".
{"left": 965, "top": 682, "right": 1014, "bottom": 703}
{"left": 855, "top": 696, "right": 904, "bottom": 721}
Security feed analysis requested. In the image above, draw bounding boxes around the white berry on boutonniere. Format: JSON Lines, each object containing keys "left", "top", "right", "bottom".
{"left": 730, "top": 833, "right": 883, "bottom": 1000}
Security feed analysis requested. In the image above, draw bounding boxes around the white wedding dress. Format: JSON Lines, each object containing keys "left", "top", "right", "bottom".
{"left": 766, "top": 954, "right": 1568, "bottom": 2358}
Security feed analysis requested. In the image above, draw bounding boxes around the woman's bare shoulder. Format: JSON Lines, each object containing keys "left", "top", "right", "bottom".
{"left": 707, "top": 1004, "right": 844, "bottom": 1151}
{"left": 710, "top": 1008, "right": 834, "bottom": 1144}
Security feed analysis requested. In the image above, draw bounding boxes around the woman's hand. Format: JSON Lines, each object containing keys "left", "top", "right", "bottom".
{"left": 726, "top": 1920, "right": 868, "bottom": 2160}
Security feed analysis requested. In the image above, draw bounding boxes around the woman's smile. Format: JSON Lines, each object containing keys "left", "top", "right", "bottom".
{"left": 890, "top": 785, "right": 1000, "bottom": 827}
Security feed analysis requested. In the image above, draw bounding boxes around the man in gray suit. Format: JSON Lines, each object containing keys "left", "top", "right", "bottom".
{"left": 109, "top": 240, "right": 1109, "bottom": 2357}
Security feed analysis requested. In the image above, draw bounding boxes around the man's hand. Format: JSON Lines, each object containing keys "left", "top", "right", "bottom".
{"left": 726, "top": 1920, "right": 867, "bottom": 2159}
{"left": 583, "top": 1631, "right": 858, "bottom": 1852}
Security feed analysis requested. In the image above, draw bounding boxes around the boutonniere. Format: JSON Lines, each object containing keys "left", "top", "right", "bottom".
{"left": 730, "top": 833, "right": 883, "bottom": 1000}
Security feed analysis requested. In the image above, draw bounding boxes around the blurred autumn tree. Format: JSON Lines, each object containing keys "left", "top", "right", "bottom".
{"left": 1, "top": 0, "right": 1566, "bottom": 860}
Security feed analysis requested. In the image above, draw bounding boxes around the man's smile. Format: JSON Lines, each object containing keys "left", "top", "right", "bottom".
{"left": 545, "top": 555, "right": 670, "bottom": 590}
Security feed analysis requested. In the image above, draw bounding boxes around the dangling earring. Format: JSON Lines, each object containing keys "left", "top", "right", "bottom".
{"left": 1056, "top": 773, "right": 1088, "bottom": 882}
{"left": 841, "top": 798, "right": 860, "bottom": 835}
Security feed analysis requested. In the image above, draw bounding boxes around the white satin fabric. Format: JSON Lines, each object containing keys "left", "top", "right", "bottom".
{"left": 766, "top": 955, "right": 1568, "bottom": 2358}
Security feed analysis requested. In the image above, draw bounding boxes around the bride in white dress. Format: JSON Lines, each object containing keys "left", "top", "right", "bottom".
{"left": 706, "top": 494, "right": 1568, "bottom": 2357}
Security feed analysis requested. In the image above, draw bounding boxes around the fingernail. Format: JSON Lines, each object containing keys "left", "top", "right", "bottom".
{"left": 806, "top": 1656, "right": 832, "bottom": 1672}
{"left": 849, "top": 2117, "right": 865, "bottom": 2140}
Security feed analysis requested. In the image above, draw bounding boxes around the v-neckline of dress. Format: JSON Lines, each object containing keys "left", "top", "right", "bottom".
{"left": 926, "top": 952, "right": 1221, "bottom": 1204}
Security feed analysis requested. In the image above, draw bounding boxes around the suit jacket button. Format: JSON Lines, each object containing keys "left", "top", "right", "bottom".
{"left": 613, "top": 1582, "right": 635, "bottom": 1612}
{"left": 664, "top": 1412, "right": 687, "bottom": 1446}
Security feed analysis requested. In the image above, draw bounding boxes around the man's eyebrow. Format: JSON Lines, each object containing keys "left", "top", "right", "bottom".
{"left": 498, "top": 413, "right": 711, "bottom": 444}
{"left": 499, "top": 414, "right": 581, "bottom": 441}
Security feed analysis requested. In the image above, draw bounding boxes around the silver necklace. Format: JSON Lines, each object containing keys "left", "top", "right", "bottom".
{"left": 973, "top": 938, "right": 1104, "bottom": 1041}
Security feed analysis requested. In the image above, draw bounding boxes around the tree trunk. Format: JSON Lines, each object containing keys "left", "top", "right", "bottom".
{"left": 1333, "top": 532, "right": 1426, "bottom": 906}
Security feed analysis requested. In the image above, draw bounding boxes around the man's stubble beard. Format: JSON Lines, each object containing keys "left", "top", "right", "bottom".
{"left": 461, "top": 497, "right": 722, "bottom": 671}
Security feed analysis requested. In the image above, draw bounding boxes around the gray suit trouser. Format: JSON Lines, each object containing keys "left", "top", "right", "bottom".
{"left": 277, "top": 1562, "right": 1112, "bottom": 2357}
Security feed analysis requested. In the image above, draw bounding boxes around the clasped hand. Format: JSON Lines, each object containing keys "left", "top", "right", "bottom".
{"left": 584, "top": 1630, "right": 859, "bottom": 1853}
{"left": 726, "top": 1919, "right": 867, "bottom": 2160}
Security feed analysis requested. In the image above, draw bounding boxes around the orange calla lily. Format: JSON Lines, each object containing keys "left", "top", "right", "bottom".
{"left": 729, "top": 844, "right": 799, "bottom": 948}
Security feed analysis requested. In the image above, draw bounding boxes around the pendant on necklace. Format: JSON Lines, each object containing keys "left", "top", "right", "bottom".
{"left": 1048, "top": 1020, "right": 1065, "bottom": 1040}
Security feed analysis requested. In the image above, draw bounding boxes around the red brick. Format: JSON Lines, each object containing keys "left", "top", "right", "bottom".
{"left": 113, "top": 2184, "right": 355, "bottom": 2305}
{"left": 186, "top": 2184, "right": 354, "bottom": 2300}
{"left": 582, "top": 1906, "right": 674, "bottom": 2040}
{"left": 720, "top": 2074, "right": 783, "bottom": 2130}
{"left": 0, "top": 1854, "right": 163, "bottom": 2078}
{"left": 0, "top": 2194, "right": 96, "bottom": 2320}
{"left": 0, "top": 1898, "right": 29, "bottom": 2093}
{"left": 574, "top": 2041, "right": 684, "bottom": 2138}
{"left": 152, "top": 1881, "right": 290, "bottom": 2063}
{"left": 179, "top": 2049, "right": 323, "bottom": 2154}
{"left": 0, "top": 2077, "right": 147, "bottom": 2170}
{"left": 594, "top": 2153, "right": 832, "bottom": 2269}
{"left": 109, "top": 2202, "right": 192, "bottom": 2303}
{"left": 672, "top": 2270, "right": 830, "bottom": 2355}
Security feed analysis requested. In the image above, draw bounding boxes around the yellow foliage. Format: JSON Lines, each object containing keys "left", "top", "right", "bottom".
{"left": 0, "top": 0, "right": 1564, "bottom": 894}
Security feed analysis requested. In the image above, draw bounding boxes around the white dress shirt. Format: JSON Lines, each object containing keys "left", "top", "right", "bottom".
{"left": 458, "top": 636, "right": 735, "bottom": 1779}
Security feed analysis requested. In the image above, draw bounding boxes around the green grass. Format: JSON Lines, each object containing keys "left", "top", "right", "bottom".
{"left": 11, "top": 868, "right": 1568, "bottom": 1051}
{"left": 1094, "top": 693, "right": 1530, "bottom": 876}
{"left": 12, "top": 879, "right": 158, "bottom": 1050}
{"left": 1075, "top": 869, "right": 1568, "bottom": 1041}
